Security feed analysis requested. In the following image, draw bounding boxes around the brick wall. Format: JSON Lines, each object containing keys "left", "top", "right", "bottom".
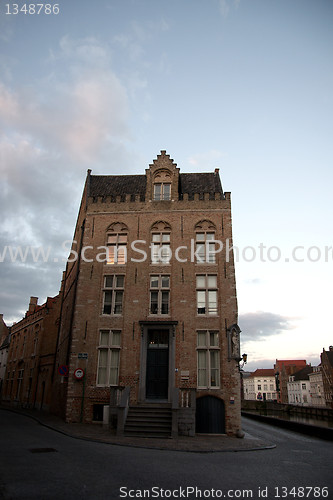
{"left": 56, "top": 154, "right": 242, "bottom": 435}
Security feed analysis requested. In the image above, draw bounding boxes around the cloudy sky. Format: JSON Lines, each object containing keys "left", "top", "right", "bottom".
{"left": 0, "top": 0, "right": 332, "bottom": 371}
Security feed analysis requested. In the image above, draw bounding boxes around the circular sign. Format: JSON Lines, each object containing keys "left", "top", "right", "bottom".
{"left": 58, "top": 365, "right": 69, "bottom": 376}
{"left": 74, "top": 368, "right": 85, "bottom": 380}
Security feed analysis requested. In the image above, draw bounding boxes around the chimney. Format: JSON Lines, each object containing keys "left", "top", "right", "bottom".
{"left": 215, "top": 168, "right": 219, "bottom": 175}
{"left": 28, "top": 297, "right": 38, "bottom": 313}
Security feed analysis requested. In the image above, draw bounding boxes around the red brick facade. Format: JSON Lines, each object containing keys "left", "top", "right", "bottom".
{"left": 2, "top": 296, "right": 60, "bottom": 411}
{"left": 52, "top": 151, "right": 242, "bottom": 435}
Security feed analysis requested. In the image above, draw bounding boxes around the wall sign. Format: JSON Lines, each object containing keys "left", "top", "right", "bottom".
{"left": 74, "top": 368, "right": 85, "bottom": 380}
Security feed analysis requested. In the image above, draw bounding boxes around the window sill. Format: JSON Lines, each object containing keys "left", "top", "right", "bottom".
{"left": 148, "top": 314, "right": 171, "bottom": 318}
{"left": 196, "top": 314, "right": 219, "bottom": 317}
{"left": 197, "top": 386, "right": 220, "bottom": 390}
{"left": 100, "top": 314, "right": 123, "bottom": 317}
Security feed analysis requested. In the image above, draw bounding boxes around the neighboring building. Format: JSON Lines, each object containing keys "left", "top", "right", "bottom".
{"left": 0, "top": 314, "right": 10, "bottom": 396}
{"left": 52, "top": 151, "right": 242, "bottom": 436}
{"left": 243, "top": 369, "right": 277, "bottom": 401}
{"left": 2, "top": 296, "right": 60, "bottom": 411}
{"left": 309, "top": 365, "right": 325, "bottom": 407}
{"left": 240, "top": 370, "right": 251, "bottom": 400}
{"left": 274, "top": 359, "right": 307, "bottom": 404}
{"left": 287, "top": 365, "right": 313, "bottom": 406}
{"left": 321, "top": 347, "right": 333, "bottom": 408}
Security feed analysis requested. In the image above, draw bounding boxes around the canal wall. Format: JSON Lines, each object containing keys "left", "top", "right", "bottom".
{"left": 242, "top": 401, "right": 333, "bottom": 441}
{"left": 242, "top": 400, "right": 333, "bottom": 419}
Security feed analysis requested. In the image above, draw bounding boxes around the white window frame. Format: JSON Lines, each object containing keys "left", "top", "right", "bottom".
{"left": 106, "top": 233, "right": 127, "bottom": 265}
{"left": 197, "top": 330, "right": 220, "bottom": 389}
{"left": 195, "top": 232, "right": 216, "bottom": 263}
{"left": 96, "top": 330, "right": 121, "bottom": 386}
{"left": 153, "top": 183, "right": 171, "bottom": 201}
{"left": 102, "top": 275, "right": 124, "bottom": 315}
{"left": 196, "top": 275, "right": 218, "bottom": 315}
{"left": 150, "top": 275, "right": 170, "bottom": 315}
{"left": 151, "top": 232, "right": 171, "bottom": 264}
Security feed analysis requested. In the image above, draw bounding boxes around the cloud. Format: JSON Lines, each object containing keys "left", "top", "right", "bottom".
{"left": 219, "top": 0, "right": 240, "bottom": 18}
{"left": 187, "top": 149, "right": 226, "bottom": 169}
{"left": 239, "top": 311, "right": 296, "bottom": 340}
{"left": 0, "top": 36, "right": 135, "bottom": 323}
{"left": 0, "top": 37, "right": 131, "bottom": 165}
{"left": 0, "top": 83, "right": 19, "bottom": 118}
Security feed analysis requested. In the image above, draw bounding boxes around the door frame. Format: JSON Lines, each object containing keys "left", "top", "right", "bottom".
{"left": 138, "top": 321, "right": 177, "bottom": 403}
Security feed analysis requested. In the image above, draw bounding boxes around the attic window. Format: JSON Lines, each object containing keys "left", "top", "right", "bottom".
{"left": 154, "top": 183, "right": 171, "bottom": 201}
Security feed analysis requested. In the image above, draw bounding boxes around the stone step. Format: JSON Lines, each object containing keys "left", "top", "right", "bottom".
{"left": 124, "top": 405, "right": 172, "bottom": 438}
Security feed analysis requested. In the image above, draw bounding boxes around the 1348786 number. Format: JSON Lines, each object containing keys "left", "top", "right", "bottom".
{"left": 274, "top": 486, "right": 329, "bottom": 498}
{"left": 5, "top": 4, "right": 60, "bottom": 15}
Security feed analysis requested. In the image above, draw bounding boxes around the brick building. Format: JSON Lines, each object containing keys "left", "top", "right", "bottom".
{"left": 2, "top": 296, "right": 60, "bottom": 410}
{"left": 321, "top": 347, "right": 333, "bottom": 408}
{"left": 274, "top": 359, "right": 307, "bottom": 404}
{"left": 52, "top": 151, "right": 242, "bottom": 436}
{"left": 0, "top": 314, "right": 10, "bottom": 396}
{"left": 309, "top": 365, "right": 325, "bottom": 407}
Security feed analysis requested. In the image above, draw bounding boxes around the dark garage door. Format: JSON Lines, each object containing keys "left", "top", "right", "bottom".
{"left": 196, "top": 396, "right": 225, "bottom": 433}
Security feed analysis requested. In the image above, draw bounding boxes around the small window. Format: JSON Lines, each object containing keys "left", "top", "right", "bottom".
{"left": 154, "top": 183, "right": 171, "bottom": 201}
{"left": 151, "top": 232, "right": 171, "bottom": 263}
{"left": 197, "top": 330, "right": 220, "bottom": 388}
{"left": 196, "top": 275, "right": 217, "bottom": 315}
{"left": 102, "top": 275, "right": 124, "bottom": 315}
{"left": 93, "top": 404, "right": 104, "bottom": 422}
{"left": 150, "top": 275, "right": 170, "bottom": 315}
{"left": 107, "top": 234, "right": 127, "bottom": 265}
{"left": 195, "top": 232, "right": 216, "bottom": 263}
{"left": 97, "top": 330, "right": 121, "bottom": 386}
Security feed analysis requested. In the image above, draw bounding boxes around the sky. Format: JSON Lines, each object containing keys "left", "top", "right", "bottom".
{"left": 0, "top": 0, "right": 332, "bottom": 371}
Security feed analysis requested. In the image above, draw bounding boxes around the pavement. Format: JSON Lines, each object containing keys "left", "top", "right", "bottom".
{"left": 0, "top": 404, "right": 276, "bottom": 452}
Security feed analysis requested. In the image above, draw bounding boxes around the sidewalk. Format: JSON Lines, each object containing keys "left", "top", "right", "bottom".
{"left": 0, "top": 404, "right": 275, "bottom": 453}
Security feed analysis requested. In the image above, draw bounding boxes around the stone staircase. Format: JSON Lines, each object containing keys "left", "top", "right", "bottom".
{"left": 124, "top": 405, "right": 172, "bottom": 438}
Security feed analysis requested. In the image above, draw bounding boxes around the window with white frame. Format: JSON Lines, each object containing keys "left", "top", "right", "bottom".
{"left": 102, "top": 275, "right": 124, "bottom": 315}
{"left": 197, "top": 331, "right": 220, "bottom": 388}
{"left": 150, "top": 275, "right": 170, "bottom": 315}
{"left": 196, "top": 275, "right": 217, "bottom": 315}
{"left": 107, "top": 233, "right": 127, "bottom": 265}
{"left": 195, "top": 232, "right": 216, "bottom": 263}
{"left": 16, "top": 369, "right": 24, "bottom": 399}
{"left": 151, "top": 232, "right": 171, "bottom": 263}
{"left": 153, "top": 183, "right": 171, "bottom": 201}
{"left": 97, "top": 330, "right": 121, "bottom": 386}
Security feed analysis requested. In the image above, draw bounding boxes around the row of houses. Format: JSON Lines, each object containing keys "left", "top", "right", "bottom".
{"left": 0, "top": 299, "right": 61, "bottom": 412}
{"left": 0, "top": 151, "right": 243, "bottom": 437}
{"left": 243, "top": 352, "right": 333, "bottom": 408}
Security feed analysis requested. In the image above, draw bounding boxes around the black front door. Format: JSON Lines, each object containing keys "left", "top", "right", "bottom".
{"left": 146, "top": 330, "right": 169, "bottom": 399}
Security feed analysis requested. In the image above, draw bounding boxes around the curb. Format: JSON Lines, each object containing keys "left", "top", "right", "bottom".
{"left": 1, "top": 406, "right": 276, "bottom": 453}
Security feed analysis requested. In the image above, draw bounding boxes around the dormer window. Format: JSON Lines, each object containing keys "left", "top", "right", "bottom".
{"left": 154, "top": 183, "right": 171, "bottom": 201}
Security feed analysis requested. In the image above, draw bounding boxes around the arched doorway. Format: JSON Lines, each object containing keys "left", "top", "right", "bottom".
{"left": 196, "top": 396, "right": 225, "bottom": 434}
